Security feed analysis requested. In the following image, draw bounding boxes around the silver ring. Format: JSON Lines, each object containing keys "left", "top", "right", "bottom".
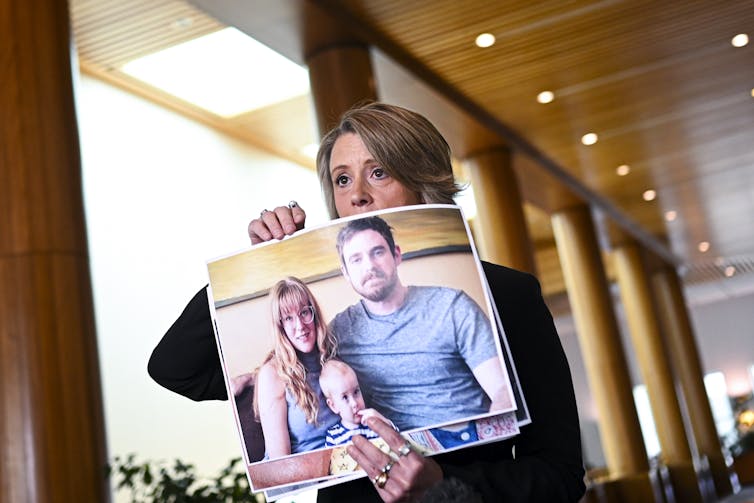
{"left": 373, "top": 470, "right": 389, "bottom": 488}
{"left": 260, "top": 209, "right": 269, "bottom": 218}
{"left": 398, "top": 442, "right": 412, "bottom": 457}
{"left": 288, "top": 200, "right": 298, "bottom": 208}
{"left": 381, "top": 459, "right": 395, "bottom": 474}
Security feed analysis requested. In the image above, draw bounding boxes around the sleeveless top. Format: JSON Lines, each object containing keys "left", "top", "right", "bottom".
{"left": 285, "top": 351, "right": 338, "bottom": 453}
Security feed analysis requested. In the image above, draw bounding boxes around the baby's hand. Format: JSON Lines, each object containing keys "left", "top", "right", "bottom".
{"left": 359, "top": 408, "right": 390, "bottom": 426}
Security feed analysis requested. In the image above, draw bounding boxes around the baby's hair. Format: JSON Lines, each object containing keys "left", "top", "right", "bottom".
{"left": 319, "top": 359, "right": 358, "bottom": 399}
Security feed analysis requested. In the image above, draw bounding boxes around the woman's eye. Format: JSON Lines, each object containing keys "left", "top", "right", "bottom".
{"left": 335, "top": 174, "right": 350, "bottom": 187}
{"left": 371, "top": 167, "right": 387, "bottom": 179}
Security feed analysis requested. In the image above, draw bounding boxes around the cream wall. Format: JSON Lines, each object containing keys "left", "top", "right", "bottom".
{"left": 76, "top": 75, "right": 329, "bottom": 484}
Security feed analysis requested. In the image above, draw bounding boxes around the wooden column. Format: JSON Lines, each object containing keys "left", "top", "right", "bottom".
{"left": 612, "top": 241, "right": 703, "bottom": 502}
{"left": 464, "top": 147, "right": 536, "bottom": 274}
{"left": 652, "top": 265, "right": 733, "bottom": 497}
{"left": 303, "top": 3, "right": 377, "bottom": 137}
{"left": 1, "top": 0, "right": 108, "bottom": 501}
{"left": 551, "top": 206, "right": 656, "bottom": 500}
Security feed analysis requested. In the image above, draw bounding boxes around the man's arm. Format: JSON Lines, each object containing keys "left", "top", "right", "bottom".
{"left": 147, "top": 287, "right": 227, "bottom": 401}
{"left": 451, "top": 288, "right": 509, "bottom": 411}
{"left": 247, "top": 449, "right": 331, "bottom": 490}
{"left": 471, "top": 356, "right": 513, "bottom": 412}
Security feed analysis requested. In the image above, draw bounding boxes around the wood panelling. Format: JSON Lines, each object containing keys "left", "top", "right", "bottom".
{"left": 69, "top": 0, "right": 754, "bottom": 291}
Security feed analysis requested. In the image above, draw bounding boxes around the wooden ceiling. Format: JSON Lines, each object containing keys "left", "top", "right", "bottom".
{"left": 70, "top": 0, "right": 754, "bottom": 299}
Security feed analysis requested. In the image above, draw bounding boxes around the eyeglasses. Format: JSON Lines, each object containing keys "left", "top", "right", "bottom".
{"left": 281, "top": 305, "right": 315, "bottom": 327}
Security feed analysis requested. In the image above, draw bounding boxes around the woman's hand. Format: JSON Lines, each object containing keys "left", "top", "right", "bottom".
{"left": 248, "top": 201, "right": 306, "bottom": 245}
{"left": 348, "top": 417, "right": 443, "bottom": 502}
{"left": 229, "top": 372, "right": 255, "bottom": 397}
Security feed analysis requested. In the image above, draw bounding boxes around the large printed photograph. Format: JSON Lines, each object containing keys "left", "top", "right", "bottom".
{"left": 207, "top": 205, "right": 520, "bottom": 494}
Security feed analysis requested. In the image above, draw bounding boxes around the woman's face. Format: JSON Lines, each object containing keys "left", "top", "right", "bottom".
{"left": 329, "top": 133, "right": 422, "bottom": 217}
{"left": 280, "top": 302, "right": 317, "bottom": 353}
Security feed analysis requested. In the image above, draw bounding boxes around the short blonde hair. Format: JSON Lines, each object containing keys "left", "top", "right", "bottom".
{"left": 316, "top": 102, "right": 462, "bottom": 219}
{"left": 318, "top": 359, "right": 358, "bottom": 400}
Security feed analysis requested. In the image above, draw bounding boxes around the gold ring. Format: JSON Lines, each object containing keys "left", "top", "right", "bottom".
{"left": 373, "top": 470, "right": 389, "bottom": 488}
{"left": 398, "top": 442, "right": 412, "bottom": 457}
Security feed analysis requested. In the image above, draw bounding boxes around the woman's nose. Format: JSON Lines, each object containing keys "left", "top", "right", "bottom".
{"left": 350, "top": 178, "right": 373, "bottom": 208}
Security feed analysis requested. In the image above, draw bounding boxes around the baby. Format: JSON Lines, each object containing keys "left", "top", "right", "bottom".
{"left": 319, "top": 359, "right": 395, "bottom": 446}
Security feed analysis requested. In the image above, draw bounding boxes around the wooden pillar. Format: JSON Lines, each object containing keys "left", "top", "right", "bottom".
{"left": 302, "top": 3, "right": 377, "bottom": 137}
{"left": 652, "top": 265, "right": 733, "bottom": 497}
{"left": 551, "top": 206, "right": 655, "bottom": 501}
{"left": 612, "top": 241, "right": 704, "bottom": 502}
{"left": 1, "top": 0, "right": 108, "bottom": 501}
{"left": 464, "top": 147, "right": 537, "bottom": 274}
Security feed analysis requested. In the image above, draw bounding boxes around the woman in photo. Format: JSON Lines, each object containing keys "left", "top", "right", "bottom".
{"left": 254, "top": 277, "right": 338, "bottom": 458}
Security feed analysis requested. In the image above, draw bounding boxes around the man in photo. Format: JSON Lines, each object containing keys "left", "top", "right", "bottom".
{"left": 331, "top": 215, "right": 513, "bottom": 438}
{"left": 318, "top": 359, "right": 396, "bottom": 447}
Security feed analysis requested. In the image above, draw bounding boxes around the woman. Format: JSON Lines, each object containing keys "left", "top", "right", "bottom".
{"left": 254, "top": 277, "right": 338, "bottom": 458}
{"left": 150, "top": 102, "right": 585, "bottom": 502}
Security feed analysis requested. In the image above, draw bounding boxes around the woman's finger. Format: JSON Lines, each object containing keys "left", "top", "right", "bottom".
{"left": 366, "top": 418, "right": 415, "bottom": 458}
{"left": 348, "top": 434, "right": 391, "bottom": 475}
{"left": 357, "top": 419, "right": 443, "bottom": 502}
{"left": 248, "top": 215, "right": 273, "bottom": 244}
{"left": 271, "top": 205, "right": 299, "bottom": 236}
{"left": 247, "top": 203, "right": 306, "bottom": 245}
{"left": 288, "top": 201, "right": 306, "bottom": 227}
{"left": 348, "top": 435, "right": 403, "bottom": 501}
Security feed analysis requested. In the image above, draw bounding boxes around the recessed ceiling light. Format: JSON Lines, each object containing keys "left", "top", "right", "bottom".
{"left": 581, "top": 133, "right": 598, "bottom": 145}
{"left": 698, "top": 241, "right": 710, "bottom": 252}
{"left": 664, "top": 210, "right": 677, "bottom": 221}
{"left": 537, "top": 91, "right": 554, "bottom": 104}
{"left": 475, "top": 33, "right": 496, "bottom": 48}
{"left": 171, "top": 17, "right": 193, "bottom": 29}
{"left": 724, "top": 265, "right": 736, "bottom": 277}
{"left": 301, "top": 143, "right": 319, "bottom": 159}
{"left": 616, "top": 164, "right": 630, "bottom": 176}
{"left": 121, "top": 27, "right": 309, "bottom": 117}
{"left": 642, "top": 189, "right": 656, "bottom": 201}
{"left": 732, "top": 33, "right": 749, "bottom": 47}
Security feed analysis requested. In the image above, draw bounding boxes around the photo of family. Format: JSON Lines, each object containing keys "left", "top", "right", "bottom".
{"left": 206, "top": 205, "right": 521, "bottom": 494}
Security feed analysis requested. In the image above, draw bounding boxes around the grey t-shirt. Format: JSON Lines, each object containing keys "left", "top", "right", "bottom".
{"left": 330, "top": 286, "right": 497, "bottom": 430}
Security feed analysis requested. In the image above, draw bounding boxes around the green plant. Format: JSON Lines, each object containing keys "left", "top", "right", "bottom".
{"left": 107, "top": 454, "right": 264, "bottom": 502}
{"left": 729, "top": 393, "right": 754, "bottom": 458}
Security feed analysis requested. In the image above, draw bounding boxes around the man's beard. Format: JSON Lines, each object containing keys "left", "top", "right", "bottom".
{"left": 355, "top": 270, "right": 395, "bottom": 302}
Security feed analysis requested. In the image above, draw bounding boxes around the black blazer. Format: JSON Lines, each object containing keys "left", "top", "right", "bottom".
{"left": 148, "top": 262, "right": 586, "bottom": 502}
